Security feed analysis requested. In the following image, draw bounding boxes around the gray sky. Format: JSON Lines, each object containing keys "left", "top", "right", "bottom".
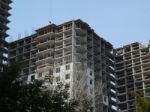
{"left": 8, "top": 0, "right": 150, "bottom": 48}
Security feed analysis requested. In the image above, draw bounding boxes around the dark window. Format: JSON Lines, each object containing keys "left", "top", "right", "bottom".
{"left": 56, "top": 68, "right": 60, "bottom": 73}
{"left": 90, "top": 71, "right": 92, "bottom": 76}
{"left": 66, "top": 65, "right": 70, "bottom": 70}
{"left": 90, "top": 80, "right": 93, "bottom": 85}
{"left": 65, "top": 83, "right": 70, "bottom": 90}
{"left": 65, "top": 74, "right": 70, "bottom": 79}
{"left": 104, "top": 96, "right": 107, "bottom": 102}
{"left": 31, "top": 75, "right": 35, "bottom": 81}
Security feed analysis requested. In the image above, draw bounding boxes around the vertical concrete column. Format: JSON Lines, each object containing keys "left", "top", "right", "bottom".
{"left": 139, "top": 47, "right": 146, "bottom": 97}
{"left": 63, "top": 26, "right": 65, "bottom": 64}
{"left": 72, "top": 20, "right": 76, "bottom": 63}
{"left": 122, "top": 47, "right": 128, "bottom": 110}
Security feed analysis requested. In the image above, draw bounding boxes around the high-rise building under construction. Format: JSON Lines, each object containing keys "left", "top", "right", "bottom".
{"left": 116, "top": 42, "right": 150, "bottom": 112}
{"left": 8, "top": 19, "right": 117, "bottom": 112}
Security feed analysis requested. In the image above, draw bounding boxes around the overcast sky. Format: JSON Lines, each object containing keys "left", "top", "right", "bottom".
{"left": 8, "top": 0, "right": 150, "bottom": 48}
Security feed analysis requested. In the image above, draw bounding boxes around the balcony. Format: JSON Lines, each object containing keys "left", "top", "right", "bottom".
{"left": 36, "top": 48, "right": 54, "bottom": 57}
{"left": 36, "top": 32, "right": 54, "bottom": 40}
{"left": 37, "top": 40, "right": 55, "bottom": 48}
{"left": 55, "top": 53, "right": 63, "bottom": 59}
{"left": 36, "top": 56, "right": 54, "bottom": 66}
{"left": 64, "top": 46, "right": 72, "bottom": 56}
{"left": 65, "top": 34, "right": 72, "bottom": 39}
{"left": 143, "top": 67, "right": 150, "bottom": 72}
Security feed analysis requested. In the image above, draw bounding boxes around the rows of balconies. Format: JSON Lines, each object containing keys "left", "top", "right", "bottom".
{"left": 116, "top": 44, "right": 150, "bottom": 112}
{"left": 54, "top": 54, "right": 72, "bottom": 66}
{"left": 36, "top": 56, "right": 54, "bottom": 66}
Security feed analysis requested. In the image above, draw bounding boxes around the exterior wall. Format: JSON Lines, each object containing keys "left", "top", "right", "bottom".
{"left": 0, "top": 0, "right": 12, "bottom": 70}
{"left": 8, "top": 34, "right": 37, "bottom": 81}
{"left": 116, "top": 42, "right": 150, "bottom": 112}
{"left": 8, "top": 19, "right": 117, "bottom": 112}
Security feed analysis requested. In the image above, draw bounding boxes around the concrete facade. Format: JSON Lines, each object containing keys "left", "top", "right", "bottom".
{"left": 116, "top": 42, "right": 150, "bottom": 112}
{"left": 8, "top": 19, "right": 117, "bottom": 112}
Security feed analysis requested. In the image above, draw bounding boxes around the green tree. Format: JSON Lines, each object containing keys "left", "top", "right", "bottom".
{"left": 0, "top": 62, "right": 78, "bottom": 112}
{"left": 134, "top": 91, "right": 150, "bottom": 112}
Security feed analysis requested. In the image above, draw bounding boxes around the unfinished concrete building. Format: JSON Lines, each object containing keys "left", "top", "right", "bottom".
{"left": 8, "top": 19, "right": 116, "bottom": 112}
{"left": 0, "top": 0, "right": 12, "bottom": 70}
{"left": 8, "top": 34, "right": 37, "bottom": 80}
{"left": 116, "top": 42, "right": 150, "bottom": 112}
